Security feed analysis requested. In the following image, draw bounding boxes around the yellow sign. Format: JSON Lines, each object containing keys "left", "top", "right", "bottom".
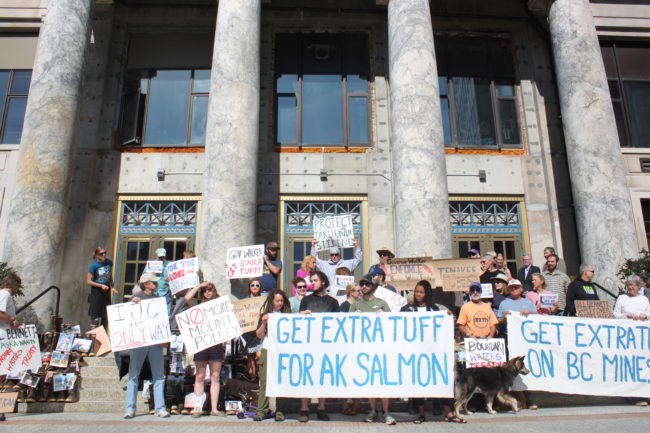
{"left": 232, "top": 296, "right": 267, "bottom": 333}
{"left": 387, "top": 257, "right": 481, "bottom": 292}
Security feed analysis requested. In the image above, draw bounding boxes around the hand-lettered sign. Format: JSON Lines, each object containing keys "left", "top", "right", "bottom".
{"left": 226, "top": 245, "right": 265, "bottom": 279}
{"left": 167, "top": 258, "right": 200, "bottom": 295}
{"left": 107, "top": 297, "right": 172, "bottom": 352}
{"left": 0, "top": 325, "right": 42, "bottom": 375}
{"left": 0, "top": 392, "right": 18, "bottom": 413}
{"left": 507, "top": 313, "right": 650, "bottom": 397}
{"left": 464, "top": 338, "right": 506, "bottom": 368}
{"left": 175, "top": 296, "right": 243, "bottom": 355}
{"left": 575, "top": 300, "right": 614, "bottom": 319}
{"left": 313, "top": 215, "right": 354, "bottom": 251}
{"left": 387, "top": 258, "right": 481, "bottom": 292}
{"left": 480, "top": 283, "right": 494, "bottom": 299}
{"left": 231, "top": 296, "right": 267, "bottom": 333}
{"left": 540, "top": 293, "right": 559, "bottom": 309}
{"left": 266, "top": 312, "right": 455, "bottom": 398}
{"left": 374, "top": 286, "right": 408, "bottom": 312}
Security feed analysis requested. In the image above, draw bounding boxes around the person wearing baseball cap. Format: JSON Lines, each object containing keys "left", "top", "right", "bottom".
{"left": 310, "top": 238, "right": 363, "bottom": 289}
{"left": 139, "top": 247, "right": 171, "bottom": 314}
{"left": 457, "top": 282, "right": 498, "bottom": 339}
{"left": 496, "top": 279, "right": 537, "bottom": 326}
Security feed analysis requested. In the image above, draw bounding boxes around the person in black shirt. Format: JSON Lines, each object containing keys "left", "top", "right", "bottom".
{"left": 298, "top": 271, "right": 339, "bottom": 422}
{"left": 565, "top": 264, "right": 599, "bottom": 316}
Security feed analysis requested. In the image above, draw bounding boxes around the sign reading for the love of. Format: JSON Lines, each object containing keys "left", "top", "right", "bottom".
{"left": 0, "top": 325, "right": 42, "bottom": 375}
{"left": 266, "top": 312, "right": 455, "bottom": 398}
{"left": 107, "top": 297, "right": 172, "bottom": 352}
{"left": 226, "top": 245, "right": 265, "bottom": 279}
{"left": 167, "top": 258, "right": 200, "bottom": 295}
{"left": 175, "top": 296, "right": 243, "bottom": 355}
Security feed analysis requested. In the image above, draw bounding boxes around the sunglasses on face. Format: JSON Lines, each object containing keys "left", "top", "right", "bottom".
{"left": 379, "top": 253, "right": 389, "bottom": 257}
{"left": 250, "top": 284, "right": 260, "bottom": 288}
{"left": 98, "top": 252, "right": 106, "bottom": 256}
{"left": 360, "top": 282, "right": 372, "bottom": 287}
{"left": 330, "top": 253, "right": 340, "bottom": 257}
{"left": 268, "top": 247, "right": 280, "bottom": 252}
{"left": 469, "top": 288, "right": 482, "bottom": 293}
{"left": 296, "top": 285, "right": 307, "bottom": 289}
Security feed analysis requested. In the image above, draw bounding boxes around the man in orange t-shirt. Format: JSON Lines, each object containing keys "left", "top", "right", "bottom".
{"left": 457, "top": 282, "right": 498, "bottom": 338}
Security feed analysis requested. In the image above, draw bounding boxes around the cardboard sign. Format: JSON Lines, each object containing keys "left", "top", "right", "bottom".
{"left": 313, "top": 215, "right": 354, "bottom": 251}
{"left": 540, "top": 293, "right": 559, "bottom": 309}
{"left": 146, "top": 260, "right": 163, "bottom": 273}
{"left": 175, "top": 297, "right": 243, "bottom": 355}
{"left": 575, "top": 300, "right": 614, "bottom": 319}
{"left": 167, "top": 258, "right": 200, "bottom": 295}
{"left": 231, "top": 296, "right": 267, "bottom": 333}
{"left": 374, "top": 286, "right": 408, "bottom": 312}
{"left": 335, "top": 275, "right": 355, "bottom": 287}
{"left": 266, "top": 312, "right": 455, "bottom": 398}
{"left": 387, "top": 257, "right": 481, "bottom": 292}
{"left": 107, "top": 297, "right": 172, "bottom": 352}
{"left": 226, "top": 245, "right": 265, "bottom": 279}
{"left": 0, "top": 325, "right": 42, "bottom": 376}
{"left": 480, "top": 283, "right": 494, "bottom": 298}
{"left": 464, "top": 338, "right": 506, "bottom": 368}
{"left": 0, "top": 392, "right": 18, "bottom": 413}
{"left": 86, "top": 325, "right": 111, "bottom": 356}
{"left": 508, "top": 313, "right": 650, "bottom": 397}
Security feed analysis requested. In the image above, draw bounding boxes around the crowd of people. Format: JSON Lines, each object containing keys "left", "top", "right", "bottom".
{"left": 3, "top": 240, "right": 650, "bottom": 423}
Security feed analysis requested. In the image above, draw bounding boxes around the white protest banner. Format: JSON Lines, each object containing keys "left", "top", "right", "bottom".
{"left": 464, "top": 338, "right": 506, "bottom": 368}
{"left": 335, "top": 275, "right": 355, "bottom": 287}
{"left": 107, "top": 297, "right": 171, "bottom": 352}
{"left": 507, "top": 313, "right": 650, "bottom": 397}
{"left": 313, "top": 215, "right": 354, "bottom": 251}
{"left": 480, "top": 283, "right": 494, "bottom": 299}
{"left": 374, "top": 286, "right": 408, "bottom": 312}
{"left": 167, "top": 257, "right": 200, "bottom": 295}
{"left": 0, "top": 325, "right": 41, "bottom": 375}
{"left": 540, "top": 293, "right": 558, "bottom": 309}
{"left": 145, "top": 260, "right": 163, "bottom": 273}
{"left": 175, "top": 297, "right": 243, "bottom": 355}
{"left": 226, "top": 245, "right": 265, "bottom": 279}
{"left": 266, "top": 312, "right": 455, "bottom": 398}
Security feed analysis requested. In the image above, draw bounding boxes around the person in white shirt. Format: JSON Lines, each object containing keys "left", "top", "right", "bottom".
{"left": 614, "top": 275, "right": 650, "bottom": 320}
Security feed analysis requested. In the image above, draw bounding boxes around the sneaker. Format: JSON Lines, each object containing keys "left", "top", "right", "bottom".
{"left": 123, "top": 411, "right": 135, "bottom": 419}
{"left": 365, "top": 410, "right": 379, "bottom": 423}
{"left": 156, "top": 410, "right": 170, "bottom": 418}
{"left": 385, "top": 414, "right": 397, "bottom": 425}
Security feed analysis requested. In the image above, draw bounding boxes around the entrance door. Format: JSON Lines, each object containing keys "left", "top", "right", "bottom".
{"left": 452, "top": 234, "right": 522, "bottom": 276}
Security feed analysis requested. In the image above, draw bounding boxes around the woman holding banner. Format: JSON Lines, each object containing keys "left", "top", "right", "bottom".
{"left": 243, "top": 278, "right": 264, "bottom": 381}
{"left": 184, "top": 281, "right": 225, "bottom": 417}
{"left": 253, "top": 289, "right": 291, "bottom": 421}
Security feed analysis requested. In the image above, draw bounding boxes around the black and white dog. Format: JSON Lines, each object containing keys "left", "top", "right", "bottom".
{"left": 454, "top": 356, "right": 530, "bottom": 416}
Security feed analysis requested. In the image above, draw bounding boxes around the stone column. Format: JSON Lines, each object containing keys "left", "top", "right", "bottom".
{"left": 549, "top": 0, "right": 638, "bottom": 292}
{"left": 388, "top": 0, "right": 451, "bottom": 258}
{"left": 200, "top": 0, "right": 260, "bottom": 297}
{"left": 2, "top": 0, "right": 93, "bottom": 326}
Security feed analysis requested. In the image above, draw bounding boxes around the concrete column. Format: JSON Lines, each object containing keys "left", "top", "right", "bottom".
{"left": 200, "top": 0, "right": 260, "bottom": 297}
{"left": 3, "top": 0, "right": 93, "bottom": 326}
{"left": 388, "top": 0, "right": 451, "bottom": 258}
{"left": 549, "top": 0, "right": 638, "bottom": 292}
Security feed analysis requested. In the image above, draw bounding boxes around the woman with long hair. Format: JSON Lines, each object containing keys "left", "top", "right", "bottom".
{"left": 86, "top": 246, "right": 116, "bottom": 329}
{"left": 289, "top": 277, "right": 307, "bottom": 313}
{"left": 253, "top": 289, "right": 291, "bottom": 421}
{"left": 295, "top": 255, "right": 316, "bottom": 294}
{"left": 243, "top": 277, "right": 264, "bottom": 380}
{"left": 184, "top": 281, "right": 225, "bottom": 417}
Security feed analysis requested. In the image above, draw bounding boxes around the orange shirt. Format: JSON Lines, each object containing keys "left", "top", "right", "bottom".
{"left": 457, "top": 301, "right": 498, "bottom": 338}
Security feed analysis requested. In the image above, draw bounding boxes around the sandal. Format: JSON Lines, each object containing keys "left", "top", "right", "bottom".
{"left": 413, "top": 416, "right": 426, "bottom": 424}
{"left": 443, "top": 416, "right": 467, "bottom": 423}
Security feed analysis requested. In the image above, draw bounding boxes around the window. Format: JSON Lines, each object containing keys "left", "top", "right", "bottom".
{"left": 275, "top": 34, "right": 371, "bottom": 148}
{"left": 119, "top": 69, "right": 210, "bottom": 147}
{"left": 0, "top": 70, "right": 31, "bottom": 144}
{"left": 435, "top": 37, "right": 520, "bottom": 149}
{"left": 601, "top": 42, "right": 650, "bottom": 148}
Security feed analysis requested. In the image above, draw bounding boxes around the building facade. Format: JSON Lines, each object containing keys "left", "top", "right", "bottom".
{"left": 0, "top": 0, "right": 645, "bottom": 327}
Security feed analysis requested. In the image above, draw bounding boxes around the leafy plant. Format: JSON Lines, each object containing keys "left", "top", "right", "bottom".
{"left": 0, "top": 261, "right": 24, "bottom": 297}
{"left": 617, "top": 249, "right": 650, "bottom": 288}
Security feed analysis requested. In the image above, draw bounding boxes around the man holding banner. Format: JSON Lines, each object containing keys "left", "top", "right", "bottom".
{"left": 123, "top": 273, "right": 169, "bottom": 419}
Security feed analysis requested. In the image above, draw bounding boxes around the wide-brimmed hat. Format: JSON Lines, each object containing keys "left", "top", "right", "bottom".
{"left": 376, "top": 247, "right": 395, "bottom": 258}
{"left": 490, "top": 273, "right": 509, "bottom": 283}
{"left": 139, "top": 272, "right": 160, "bottom": 284}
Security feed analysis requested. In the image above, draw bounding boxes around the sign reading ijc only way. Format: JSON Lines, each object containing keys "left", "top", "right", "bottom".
{"left": 107, "top": 297, "right": 172, "bottom": 352}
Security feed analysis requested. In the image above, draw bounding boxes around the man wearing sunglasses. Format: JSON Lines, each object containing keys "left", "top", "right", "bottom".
{"left": 457, "top": 282, "right": 498, "bottom": 339}
{"left": 310, "top": 238, "right": 363, "bottom": 289}
{"left": 260, "top": 241, "right": 282, "bottom": 292}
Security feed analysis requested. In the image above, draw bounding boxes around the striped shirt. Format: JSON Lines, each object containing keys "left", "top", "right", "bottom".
{"left": 542, "top": 269, "right": 571, "bottom": 310}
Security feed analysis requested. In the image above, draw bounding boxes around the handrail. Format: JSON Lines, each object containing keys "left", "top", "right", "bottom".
{"left": 592, "top": 282, "right": 619, "bottom": 300}
{"left": 16, "top": 285, "right": 61, "bottom": 316}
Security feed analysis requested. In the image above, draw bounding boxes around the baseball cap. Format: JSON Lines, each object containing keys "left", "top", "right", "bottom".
{"left": 155, "top": 248, "right": 167, "bottom": 257}
{"left": 469, "top": 282, "right": 482, "bottom": 292}
{"left": 508, "top": 279, "right": 523, "bottom": 288}
{"left": 330, "top": 247, "right": 340, "bottom": 255}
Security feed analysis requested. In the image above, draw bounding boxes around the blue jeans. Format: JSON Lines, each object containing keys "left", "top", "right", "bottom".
{"left": 126, "top": 345, "right": 166, "bottom": 413}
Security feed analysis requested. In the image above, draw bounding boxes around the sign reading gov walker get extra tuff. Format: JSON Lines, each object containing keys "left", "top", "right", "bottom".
{"left": 266, "top": 312, "right": 455, "bottom": 398}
